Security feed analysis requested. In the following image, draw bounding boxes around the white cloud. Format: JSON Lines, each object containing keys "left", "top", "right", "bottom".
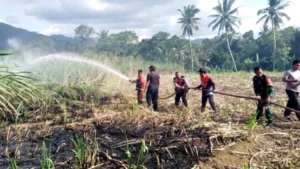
{"left": 85, "top": 0, "right": 113, "bottom": 11}
{"left": 1, "top": 0, "right": 299, "bottom": 39}
{"left": 41, "top": 24, "right": 77, "bottom": 36}
{"left": 285, "top": 0, "right": 300, "bottom": 27}
{"left": 4, "top": 15, "right": 20, "bottom": 25}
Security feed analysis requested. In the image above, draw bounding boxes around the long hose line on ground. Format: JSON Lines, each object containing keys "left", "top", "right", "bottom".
{"left": 158, "top": 92, "right": 176, "bottom": 100}
{"left": 139, "top": 87, "right": 300, "bottom": 113}
{"left": 193, "top": 88, "right": 300, "bottom": 114}
{"left": 134, "top": 87, "right": 177, "bottom": 100}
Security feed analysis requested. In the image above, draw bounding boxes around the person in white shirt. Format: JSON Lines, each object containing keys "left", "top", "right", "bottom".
{"left": 282, "top": 60, "right": 300, "bottom": 121}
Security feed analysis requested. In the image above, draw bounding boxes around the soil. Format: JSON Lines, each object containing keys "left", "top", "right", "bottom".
{"left": 0, "top": 119, "right": 212, "bottom": 169}
{"left": 2, "top": 75, "right": 300, "bottom": 169}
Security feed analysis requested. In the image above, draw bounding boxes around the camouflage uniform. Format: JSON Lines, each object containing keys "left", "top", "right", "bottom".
{"left": 253, "top": 74, "right": 275, "bottom": 123}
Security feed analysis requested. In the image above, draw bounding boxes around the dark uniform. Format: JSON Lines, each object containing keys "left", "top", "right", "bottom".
{"left": 253, "top": 74, "right": 275, "bottom": 123}
{"left": 146, "top": 71, "right": 160, "bottom": 111}
{"left": 196, "top": 73, "right": 216, "bottom": 112}
{"left": 174, "top": 76, "right": 189, "bottom": 107}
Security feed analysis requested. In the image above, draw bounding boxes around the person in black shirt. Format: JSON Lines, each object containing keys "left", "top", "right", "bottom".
{"left": 145, "top": 65, "right": 160, "bottom": 111}
{"left": 253, "top": 67, "right": 275, "bottom": 127}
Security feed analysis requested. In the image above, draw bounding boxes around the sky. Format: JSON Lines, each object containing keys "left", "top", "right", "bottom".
{"left": 0, "top": 0, "right": 299, "bottom": 40}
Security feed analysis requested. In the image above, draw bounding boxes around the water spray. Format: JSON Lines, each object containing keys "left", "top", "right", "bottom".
{"left": 30, "top": 53, "right": 130, "bottom": 81}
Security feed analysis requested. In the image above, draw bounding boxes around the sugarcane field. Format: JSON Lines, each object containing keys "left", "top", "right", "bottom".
{"left": 1, "top": 0, "right": 300, "bottom": 169}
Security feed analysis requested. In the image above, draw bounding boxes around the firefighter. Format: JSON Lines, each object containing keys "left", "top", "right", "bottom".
{"left": 253, "top": 67, "right": 274, "bottom": 127}
{"left": 129, "top": 69, "right": 145, "bottom": 104}
{"left": 192, "top": 68, "right": 217, "bottom": 113}
{"left": 173, "top": 71, "right": 189, "bottom": 107}
{"left": 145, "top": 65, "right": 160, "bottom": 111}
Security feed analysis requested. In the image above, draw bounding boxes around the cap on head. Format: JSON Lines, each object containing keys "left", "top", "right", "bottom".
{"left": 149, "top": 65, "right": 156, "bottom": 71}
{"left": 138, "top": 69, "right": 143, "bottom": 73}
{"left": 198, "top": 68, "right": 206, "bottom": 73}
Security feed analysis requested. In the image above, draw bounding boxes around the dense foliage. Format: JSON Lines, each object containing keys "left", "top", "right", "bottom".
{"left": 5, "top": 23, "right": 299, "bottom": 72}
{"left": 54, "top": 25, "right": 298, "bottom": 72}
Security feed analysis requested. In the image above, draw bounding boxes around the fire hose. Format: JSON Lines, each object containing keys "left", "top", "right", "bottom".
{"left": 130, "top": 80, "right": 300, "bottom": 114}
{"left": 158, "top": 88, "right": 300, "bottom": 114}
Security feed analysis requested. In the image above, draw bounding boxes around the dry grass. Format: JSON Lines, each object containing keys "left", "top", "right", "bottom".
{"left": 1, "top": 71, "right": 300, "bottom": 168}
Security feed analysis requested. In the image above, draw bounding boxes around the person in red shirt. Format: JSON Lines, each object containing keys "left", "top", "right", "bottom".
{"left": 129, "top": 69, "right": 145, "bottom": 104}
{"left": 192, "top": 68, "right": 217, "bottom": 113}
{"left": 173, "top": 71, "right": 189, "bottom": 107}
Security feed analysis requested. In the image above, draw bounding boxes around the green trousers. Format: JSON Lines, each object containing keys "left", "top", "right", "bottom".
{"left": 256, "top": 96, "right": 274, "bottom": 122}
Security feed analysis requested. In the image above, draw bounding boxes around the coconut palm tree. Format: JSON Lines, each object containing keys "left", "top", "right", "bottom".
{"left": 97, "top": 30, "right": 109, "bottom": 39}
{"left": 257, "top": 0, "right": 290, "bottom": 71}
{"left": 177, "top": 5, "right": 201, "bottom": 72}
{"left": 259, "top": 25, "right": 271, "bottom": 38}
{"left": 208, "top": 0, "right": 241, "bottom": 72}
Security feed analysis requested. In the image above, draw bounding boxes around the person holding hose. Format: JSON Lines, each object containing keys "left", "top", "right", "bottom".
{"left": 145, "top": 65, "right": 160, "bottom": 111}
{"left": 191, "top": 68, "right": 217, "bottom": 113}
{"left": 129, "top": 69, "right": 145, "bottom": 104}
{"left": 253, "top": 67, "right": 274, "bottom": 127}
{"left": 282, "top": 60, "right": 300, "bottom": 121}
{"left": 173, "top": 71, "right": 189, "bottom": 107}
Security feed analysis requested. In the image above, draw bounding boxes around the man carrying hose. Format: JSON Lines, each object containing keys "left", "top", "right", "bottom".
{"left": 282, "top": 60, "right": 300, "bottom": 121}
{"left": 192, "top": 68, "right": 217, "bottom": 113}
{"left": 145, "top": 65, "right": 160, "bottom": 111}
{"left": 173, "top": 71, "right": 189, "bottom": 107}
{"left": 129, "top": 69, "right": 145, "bottom": 104}
{"left": 253, "top": 67, "right": 274, "bottom": 127}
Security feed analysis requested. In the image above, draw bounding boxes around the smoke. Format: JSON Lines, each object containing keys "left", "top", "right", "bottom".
{"left": 6, "top": 38, "right": 44, "bottom": 66}
{"left": 7, "top": 38, "right": 21, "bottom": 50}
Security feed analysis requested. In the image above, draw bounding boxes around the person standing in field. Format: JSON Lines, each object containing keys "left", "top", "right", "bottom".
{"left": 129, "top": 69, "right": 145, "bottom": 104}
{"left": 192, "top": 68, "right": 217, "bottom": 113}
{"left": 173, "top": 71, "right": 189, "bottom": 107}
{"left": 145, "top": 65, "right": 160, "bottom": 111}
{"left": 282, "top": 60, "right": 300, "bottom": 121}
{"left": 252, "top": 67, "right": 274, "bottom": 127}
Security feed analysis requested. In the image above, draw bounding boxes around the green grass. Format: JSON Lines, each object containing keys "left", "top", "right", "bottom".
{"left": 71, "top": 135, "right": 90, "bottom": 168}
{"left": 40, "top": 141, "right": 54, "bottom": 169}
{"left": 126, "top": 138, "right": 149, "bottom": 169}
{"left": 247, "top": 111, "right": 258, "bottom": 130}
{"left": 0, "top": 65, "right": 42, "bottom": 122}
{"left": 243, "top": 163, "right": 249, "bottom": 169}
{"left": 9, "top": 158, "right": 18, "bottom": 169}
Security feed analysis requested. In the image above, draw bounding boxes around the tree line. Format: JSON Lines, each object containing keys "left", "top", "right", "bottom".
{"left": 21, "top": 0, "right": 296, "bottom": 72}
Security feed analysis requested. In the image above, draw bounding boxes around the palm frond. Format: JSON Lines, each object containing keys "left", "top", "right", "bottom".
{"left": 177, "top": 5, "right": 201, "bottom": 37}
{"left": 263, "top": 16, "right": 270, "bottom": 28}
{"left": 222, "top": 0, "right": 228, "bottom": 12}
{"left": 278, "top": 12, "right": 290, "bottom": 20}
{"left": 257, "top": 15, "right": 268, "bottom": 24}
{"left": 227, "top": 0, "right": 236, "bottom": 12}
{"left": 228, "top": 6, "right": 240, "bottom": 15}
{"left": 209, "top": 0, "right": 240, "bottom": 36}
{"left": 208, "top": 18, "right": 220, "bottom": 28}
{"left": 257, "top": 8, "right": 268, "bottom": 15}
{"left": 212, "top": 19, "right": 221, "bottom": 32}
{"left": 276, "top": 1, "right": 290, "bottom": 10}
{"left": 209, "top": 14, "right": 221, "bottom": 19}
{"left": 213, "top": 5, "right": 223, "bottom": 14}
